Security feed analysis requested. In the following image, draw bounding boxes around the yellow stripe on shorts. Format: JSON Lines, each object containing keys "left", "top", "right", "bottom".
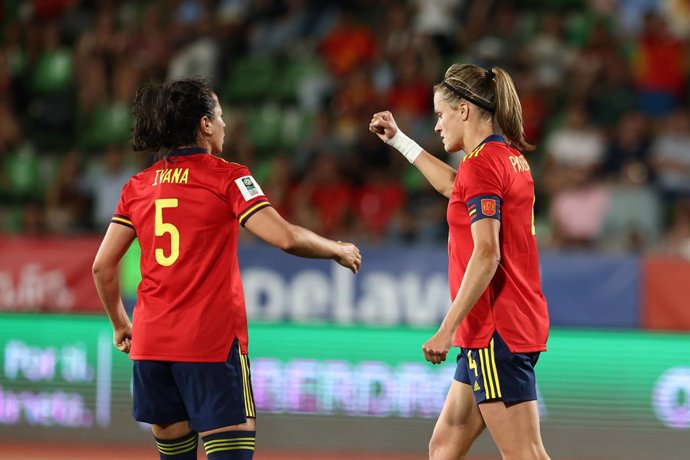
{"left": 490, "top": 338, "right": 502, "bottom": 398}
{"left": 479, "top": 349, "right": 493, "bottom": 399}
{"left": 240, "top": 354, "right": 255, "bottom": 417}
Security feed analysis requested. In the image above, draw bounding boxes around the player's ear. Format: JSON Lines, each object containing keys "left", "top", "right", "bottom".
{"left": 457, "top": 101, "right": 467, "bottom": 122}
{"left": 200, "top": 116, "right": 212, "bottom": 134}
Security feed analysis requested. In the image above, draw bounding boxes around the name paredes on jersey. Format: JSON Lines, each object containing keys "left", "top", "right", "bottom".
{"left": 152, "top": 168, "right": 189, "bottom": 186}
{"left": 509, "top": 155, "right": 530, "bottom": 173}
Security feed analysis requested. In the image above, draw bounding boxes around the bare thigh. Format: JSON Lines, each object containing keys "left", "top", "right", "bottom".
{"left": 479, "top": 400, "right": 550, "bottom": 460}
{"left": 152, "top": 418, "right": 256, "bottom": 439}
{"left": 200, "top": 417, "right": 256, "bottom": 437}
{"left": 429, "top": 381, "right": 486, "bottom": 460}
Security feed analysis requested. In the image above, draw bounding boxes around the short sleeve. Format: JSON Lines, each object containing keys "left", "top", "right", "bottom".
{"left": 111, "top": 181, "right": 135, "bottom": 230}
{"left": 459, "top": 154, "right": 504, "bottom": 203}
{"left": 227, "top": 166, "right": 271, "bottom": 226}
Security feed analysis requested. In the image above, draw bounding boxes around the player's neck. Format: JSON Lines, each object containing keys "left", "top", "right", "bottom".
{"left": 463, "top": 124, "right": 495, "bottom": 154}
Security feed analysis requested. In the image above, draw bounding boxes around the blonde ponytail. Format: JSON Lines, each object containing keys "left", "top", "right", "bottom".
{"left": 491, "top": 67, "right": 534, "bottom": 152}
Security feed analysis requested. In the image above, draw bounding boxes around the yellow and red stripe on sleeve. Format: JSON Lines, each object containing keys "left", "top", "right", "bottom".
{"left": 238, "top": 201, "right": 271, "bottom": 227}
{"left": 111, "top": 214, "right": 135, "bottom": 230}
{"left": 466, "top": 195, "right": 501, "bottom": 224}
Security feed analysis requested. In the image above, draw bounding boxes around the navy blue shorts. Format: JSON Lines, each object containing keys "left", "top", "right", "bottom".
{"left": 455, "top": 331, "right": 540, "bottom": 404}
{"left": 132, "top": 339, "right": 255, "bottom": 432}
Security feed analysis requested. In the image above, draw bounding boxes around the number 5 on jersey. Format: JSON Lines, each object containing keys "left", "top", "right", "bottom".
{"left": 155, "top": 198, "right": 179, "bottom": 266}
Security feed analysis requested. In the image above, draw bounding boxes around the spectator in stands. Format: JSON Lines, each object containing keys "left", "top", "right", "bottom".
{"left": 318, "top": 8, "right": 376, "bottom": 77}
{"left": 80, "top": 145, "right": 137, "bottom": 230}
{"left": 543, "top": 103, "right": 608, "bottom": 248}
{"left": 292, "top": 152, "right": 353, "bottom": 238}
{"left": 632, "top": 12, "right": 686, "bottom": 117}
{"left": 410, "top": 0, "right": 461, "bottom": 54}
{"left": 390, "top": 178, "right": 448, "bottom": 244}
{"left": 45, "top": 149, "right": 90, "bottom": 234}
{"left": 352, "top": 166, "right": 405, "bottom": 242}
{"left": 663, "top": 199, "right": 690, "bottom": 259}
{"left": 525, "top": 10, "right": 574, "bottom": 92}
{"left": 589, "top": 54, "right": 636, "bottom": 127}
{"left": 602, "top": 111, "right": 652, "bottom": 182}
{"left": 651, "top": 109, "right": 690, "bottom": 202}
{"left": 257, "top": 154, "right": 296, "bottom": 222}
{"left": 387, "top": 58, "right": 431, "bottom": 120}
{"left": 599, "top": 112, "right": 661, "bottom": 252}
{"left": 0, "top": 97, "right": 20, "bottom": 151}
{"left": 167, "top": 6, "right": 220, "bottom": 84}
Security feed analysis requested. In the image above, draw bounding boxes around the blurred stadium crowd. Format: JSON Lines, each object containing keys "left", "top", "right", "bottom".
{"left": 1, "top": 0, "right": 689, "bottom": 255}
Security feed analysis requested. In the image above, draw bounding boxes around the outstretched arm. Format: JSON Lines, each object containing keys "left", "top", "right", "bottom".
{"left": 370, "top": 111, "right": 456, "bottom": 199}
{"left": 93, "top": 223, "right": 136, "bottom": 354}
{"left": 244, "top": 206, "right": 362, "bottom": 274}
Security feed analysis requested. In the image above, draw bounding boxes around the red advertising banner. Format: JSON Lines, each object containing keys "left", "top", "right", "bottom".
{"left": 642, "top": 255, "right": 690, "bottom": 331}
{"left": 0, "top": 237, "right": 102, "bottom": 312}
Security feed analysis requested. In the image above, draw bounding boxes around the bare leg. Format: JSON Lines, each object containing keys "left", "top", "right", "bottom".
{"left": 429, "top": 381, "right": 486, "bottom": 460}
{"left": 199, "top": 418, "right": 256, "bottom": 437}
{"left": 152, "top": 420, "right": 195, "bottom": 439}
{"left": 479, "top": 400, "right": 550, "bottom": 460}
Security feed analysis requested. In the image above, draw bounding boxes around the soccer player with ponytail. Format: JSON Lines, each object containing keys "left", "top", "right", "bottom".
{"left": 93, "top": 78, "right": 361, "bottom": 460}
{"left": 371, "top": 64, "right": 550, "bottom": 459}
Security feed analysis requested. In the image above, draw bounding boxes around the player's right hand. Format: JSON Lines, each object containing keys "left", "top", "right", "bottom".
{"left": 336, "top": 242, "right": 362, "bottom": 274}
{"left": 369, "top": 111, "right": 398, "bottom": 143}
{"left": 113, "top": 324, "right": 132, "bottom": 354}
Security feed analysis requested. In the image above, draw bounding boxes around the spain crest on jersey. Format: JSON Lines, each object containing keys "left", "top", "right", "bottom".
{"left": 481, "top": 199, "right": 497, "bottom": 217}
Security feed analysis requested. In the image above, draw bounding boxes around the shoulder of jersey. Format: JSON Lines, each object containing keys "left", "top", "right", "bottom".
{"left": 462, "top": 141, "right": 506, "bottom": 163}
{"left": 129, "top": 165, "right": 154, "bottom": 183}
{"left": 205, "top": 154, "right": 248, "bottom": 174}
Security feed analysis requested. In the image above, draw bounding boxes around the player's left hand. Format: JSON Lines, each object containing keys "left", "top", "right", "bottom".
{"left": 422, "top": 328, "right": 453, "bottom": 364}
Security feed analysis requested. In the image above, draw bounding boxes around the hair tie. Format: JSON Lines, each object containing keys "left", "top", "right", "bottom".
{"left": 441, "top": 81, "right": 496, "bottom": 114}
{"left": 487, "top": 68, "right": 495, "bottom": 80}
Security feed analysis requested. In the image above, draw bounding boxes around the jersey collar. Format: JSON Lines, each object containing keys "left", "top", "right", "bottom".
{"left": 469, "top": 134, "right": 505, "bottom": 154}
{"left": 169, "top": 147, "right": 209, "bottom": 156}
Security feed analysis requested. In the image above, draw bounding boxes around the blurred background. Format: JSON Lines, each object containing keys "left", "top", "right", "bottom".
{"left": 1, "top": 0, "right": 690, "bottom": 459}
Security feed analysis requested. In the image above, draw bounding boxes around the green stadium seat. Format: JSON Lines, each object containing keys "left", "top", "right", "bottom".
{"left": 280, "top": 107, "right": 313, "bottom": 150}
{"left": 402, "top": 166, "right": 426, "bottom": 193}
{"left": 245, "top": 104, "right": 283, "bottom": 152}
{"left": 3, "top": 145, "right": 40, "bottom": 198}
{"left": 1, "top": 206, "right": 24, "bottom": 233}
{"left": 250, "top": 157, "right": 274, "bottom": 185}
{"left": 31, "top": 49, "right": 73, "bottom": 93}
{"left": 223, "top": 55, "right": 277, "bottom": 103}
{"left": 80, "top": 102, "right": 133, "bottom": 150}
{"left": 273, "top": 56, "right": 324, "bottom": 102}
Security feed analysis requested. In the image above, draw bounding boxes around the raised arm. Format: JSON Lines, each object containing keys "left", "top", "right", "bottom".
{"left": 244, "top": 206, "right": 362, "bottom": 274}
{"left": 370, "top": 111, "right": 456, "bottom": 199}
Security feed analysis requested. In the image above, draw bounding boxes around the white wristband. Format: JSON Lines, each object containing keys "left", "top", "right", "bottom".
{"left": 385, "top": 129, "right": 423, "bottom": 164}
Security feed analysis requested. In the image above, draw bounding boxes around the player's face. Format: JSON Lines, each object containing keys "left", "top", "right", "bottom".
{"left": 433, "top": 91, "right": 464, "bottom": 153}
{"left": 209, "top": 94, "right": 225, "bottom": 154}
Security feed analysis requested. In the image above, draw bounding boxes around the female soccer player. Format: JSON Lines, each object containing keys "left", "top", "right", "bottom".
{"left": 370, "top": 64, "right": 550, "bottom": 460}
{"left": 93, "top": 78, "right": 361, "bottom": 460}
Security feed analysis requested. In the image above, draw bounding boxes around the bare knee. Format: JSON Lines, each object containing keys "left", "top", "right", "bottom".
{"left": 428, "top": 428, "right": 473, "bottom": 460}
{"left": 498, "top": 442, "right": 550, "bottom": 460}
{"left": 152, "top": 420, "right": 193, "bottom": 439}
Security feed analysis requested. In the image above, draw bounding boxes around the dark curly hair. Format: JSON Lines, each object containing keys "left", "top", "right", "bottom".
{"left": 131, "top": 78, "right": 216, "bottom": 152}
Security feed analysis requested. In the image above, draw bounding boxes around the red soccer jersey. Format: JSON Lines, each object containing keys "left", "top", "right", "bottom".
{"left": 447, "top": 135, "right": 549, "bottom": 353}
{"left": 112, "top": 147, "right": 270, "bottom": 362}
